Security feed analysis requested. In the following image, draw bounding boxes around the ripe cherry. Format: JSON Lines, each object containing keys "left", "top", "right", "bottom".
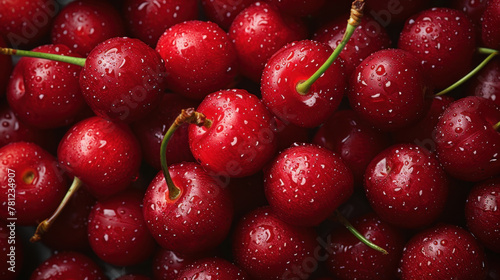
{"left": 152, "top": 249, "right": 196, "bottom": 280}
{"left": 264, "top": 0, "right": 326, "bottom": 17}
{"left": 0, "top": 103, "right": 50, "bottom": 149}
{"left": 482, "top": 0, "right": 500, "bottom": 49}
{"left": 176, "top": 257, "right": 249, "bottom": 279}
{"left": 30, "top": 251, "right": 107, "bottom": 280}
{"left": 365, "top": 0, "right": 431, "bottom": 26}
{"left": 467, "top": 58, "right": 500, "bottom": 107}
{"left": 201, "top": 0, "right": 257, "bottom": 30}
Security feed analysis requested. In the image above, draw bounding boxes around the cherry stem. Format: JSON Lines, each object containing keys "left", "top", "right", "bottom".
{"left": 333, "top": 210, "right": 389, "bottom": 255}
{"left": 295, "top": 0, "right": 365, "bottom": 95}
{"left": 494, "top": 121, "right": 500, "bottom": 131}
{"left": 436, "top": 50, "right": 498, "bottom": 96}
{"left": 0, "top": 47, "right": 86, "bottom": 67}
{"left": 160, "top": 108, "right": 212, "bottom": 200}
{"left": 30, "top": 177, "right": 83, "bottom": 243}
{"left": 478, "top": 47, "right": 499, "bottom": 55}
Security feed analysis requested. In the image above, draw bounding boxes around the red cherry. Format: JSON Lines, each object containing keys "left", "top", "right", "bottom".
{"left": 0, "top": 0, "right": 56, "bottom": 48}
{"left": 87, "top": 191, "right": 156, "bottom": 266}
{"left": 232, "top": 206, "right": 318, "bottom": 280}
{"left": 57, "top": 116, "right": 142, "bottom": 198}
{"left": 156, "top": 20, "right": 239, "bottom": 100}
{"left": 6, "top": 44, "right": 87, "bottom": 129}
{"left": 152, "top": 249, "right": 196, "bottom": 280}
{"left": 80, "top": 37, "right": 167, "bottom": 122}
{"left": 264, "top": 143, "right": 354, "bottom": 227}
{"left": 467, "top": 58, "right": 500, "bottom": 107}
{"left": 261, "top": 40, "right": 347, "bottom": 128}
{"left": 0, "top": 221, "right": 23, "bottom": 280}
{"left": 348, "top": 49, "right": 432, "bottom": 131}
{"left": 0, "top": 142, "right": 68, "bottom": 225}
{"left": 189, "top": 89, "right": 277, "bottom": 178}
{"left": 30, "top": 251, "right": 107, "bottom": 280}
{"left": 0, "top": 103, "right": 48, "bottom": 149}
{"left": 132, "top": 94, "right": 198, "bottom": 170}
{"left": 398, "top": 7, "right": 476, "bottom": 89}
{"left": 452, "top": 0, "right": 488, "bottom": 35}
{"left": 313, "top": 14, "right": 391, "bottom": 76}
{"left": 325, "top": 213, "right": 405, "bottom": 280}
{"left": 124, "top": 0, "right": 198, "bottom": 47}
{"left": 229, "top": 1, "right": 307, "bottom": 82}
{"left": 364, "top": 144, "right": 449, "bottom": 228}
{"left": 0, "top": 37, "right": 12, "bottom": 97}
{"left": 176, "top": 257, "right": 249, "bottom": 279}
{"left": 482, "top": 0, "right": 500, "bottom": 49}
{"left": 313, "top": 110, "right": 391, "bottom": 186}
{"left": 143, "top": 162, "right": 233, "bottom": 255}
{"left": 364, "top": 0, "right": 431, "bottom": 26}
{"left": 201, "top": 0, "right": 257, "bottom": 30}
{"left": 264, "top": 0, "right": 325, "bottom": 17}
{"left": 399, "top": 224, "right": 487, "bottom": 280}
{"left": 465, "top": 177, "right": 500, "bottom": 253}
{"left": 51, "top": 0, "right": 125, "bottom": 56}
{"left": 433, "top": 96, "right": 500, "bottom": 182}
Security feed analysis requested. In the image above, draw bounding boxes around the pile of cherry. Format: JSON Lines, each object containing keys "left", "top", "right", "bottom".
{"left": 0, "top": 0, "right": 499, "bottom": 279}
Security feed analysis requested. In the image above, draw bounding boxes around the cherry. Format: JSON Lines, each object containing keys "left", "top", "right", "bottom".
{"left": 482, "top": 0, "right": 500, "bottom": 49}
{"left": 232, "top": 206, "right": 318, "bottom": 280}
{"left": 30, "top": 251, "right": 107, "bottom": 280}
{"left": 155, "top": 20, "right": 239, "bottom": 100}
{"left": 0, "top": 142, "right": 68, "bottom": 225}
{"left": 433, "top": 96, "right": 500, "bottom": 182}
{"left": 313, "top": 13, "right": 391, "bottom": 76}
{"left": 143, "top": 162, "right": 233, "bottom": 255}
{"left": 364, "top": 0, "right": 431, "bottom": 26}
{"left": 465, "top": 177, "right": 500, "bottom": 253}
{"left": 87, "top": 191, "right": 156, "bottom": 266}
{"left": 348, "top": 49, "right": 432, "bottom": 131}
{"left": 261, "top": 40, "right": 347, "bottom": 128}
{"left": 152, "top": 249, "right": 196, "bottom": 280}
{"left": 51, "top": 0, "right": 125, "bottom": 56}
{"left": 188, "top": 89, "right": 277, "bottom": 178}
{"left": 124, "top": 0, "right": 198, "bottom": 47}
{"left": 132, "top": 94, "right": 198, "bottom": 170}
{"left": 0, "top": 37, "right": 12, "bottom": 97}
{"left": 399, "top": 224, "right": 487, "bottom": 280}
{"left": 0, "top": 0, "right": 57, "bottom": 48}
{"left": 0, "top": 103, "right": 48, "bottom": 149}
{"left": 264, "top": 143, "right": 354, "bottom": 227}
{"left": 229, "top": 1, "right": 308, "bottom": 82}
{"left": 6, "top": 44, "right": 87, "bottom": 129}
{"left": 201, "top": 0, "right": 257, "bottom": 30}
{"left": 452, "top": 0, "right": 488, "bottom": 35}
{"left": 325, "top": 213, "right": 405, "bottom": 280}
{"left": 176, "top": 257, "right": 249, "bottom": 279}
{"left": 264, "top": 0, "right": 326, "bottom": 17}
{"left": 57, "top": 116, "right": 142, "bottom": 198}
{"left": 0, "top": 221, "right": 23, "bottom": 280}
{"left": 364, "top": 143, "right": 449, "bottom": 229}
{"left": 398, "top": 7, "right": 476, "bottom": 89}
{"left": 467, "top": 58, "right": 500, "bottom": 107}
{"left": 312, "top": 109, "right": 391, "bottom": 186}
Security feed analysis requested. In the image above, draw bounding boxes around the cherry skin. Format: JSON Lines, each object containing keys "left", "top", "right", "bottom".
{"left": 30, "top": 251, "right": 107, "bottom": 280}
{"left": 132, "top": 94, "right": 198, "bottom": 170}
{"left": 229, "top": 1, "right": 307, "bottom": 82}
{"left": 482, "top": 0, "right": 500, "bottom": 49}
{"left": 189, "top": 89, "right": 277, "bottom": 178}
{"left": 176, "top": 257, "right": 249, "bottom": 279}
{"left": 364, "top": 143, "right": 449, "bottom": 229}
{"left": 0, "top": 221, "right": 23, "bottom": 280}
{"left": 312, "top": 109, "right": 391, "bottom": 187}
{"left": 433, "top": 96, "right": 500, "bottom": 182}
{"left": 201, "top": 0, "right": 257, "bottom": 30}
{"left": 398, "top": 7, "right": 476, "bottom": 89}
{"left": 124, "top": 0, "right": 198, "bottom": 47}
{"left": 0, "top": 36, "right": 12, "bottom": 97}
{"left": 261, "top": 40, "right": 347, "bottom": 128}
{"left": 467, "top": 58, "right": 500, "bottom": 107}
{"left": 325, "top": 213, "right": 405, "bottom": 280}
{"left": 87, "top": 191, "right": 156, "bottom": 266}
{"left": 6, "top": 44, "right": 87, "bottom": 129}
{"left": 80, "top": 37, "right": 167, "bottom": 123}
{"left": 264, "top": 143, "right": 354, "bottom": 227}
{"left": 232, "top": 206, "right": 318, "bottom": 280}
{"left": 264, "top": 0, "right": 325, "bottom": 17}
{"left": 57, "top": 116, "right": 142, "bottom": 199}
{"left": 0, "top": 103, "right": 48, "bottom": 149}
{"left": 364, "top": 0, "right": 431, "bottom": 26}
{"left": 348, "top": 49, "right": 432, "bottom": 131}
{"left": 156, "top": 20, "right": 239, "bottom": 100}
{"left": 313, "top": 14, "right": 391, "bottom": 76}
{"left": 465, "top": 177, "right": 500, "bottom": 253}
{"left": 0, "top": 142, "right": 68, "bottom": 225}
{"left": 143, "top": 162, "right": 234, "bottom": 255}
{"left": 51, "top": 0, "right": 125, "bottom": 56}
{"left": 0, "top": 0, "right": 56, "bottom": 48}
{"left": 399, "top": 224, "right": 487, "bottom": 280}
{"left": 152, "top": 249, "right": 196, "bottom": 280}
{"left": 452, "top": 0, "right": 488, "bottom": 35}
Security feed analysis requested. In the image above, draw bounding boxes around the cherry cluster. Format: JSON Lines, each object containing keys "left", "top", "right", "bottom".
{"left": 0, "top": 0, "right": 499, "bottom": 279}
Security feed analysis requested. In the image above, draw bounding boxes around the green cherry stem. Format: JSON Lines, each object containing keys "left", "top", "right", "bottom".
{"left": 494, "top": 121, "right": 500, "bottom": 131}
{"left": 30, "top": 177, "right": 83, "bottom": 242}
{"left": 478, "top": 47, "right": 499, "bottom": 55}
{"left": 160, "top": 108, "right": 212, "bottom": 200}
{"left": 0, "top": 47, "right": 86, "bottom": 67}
{"left": 296, "top": 0, "right": 365, "bottom": 95}
{"left": 334, "top": 210, "right": 389, "bottom": 255}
